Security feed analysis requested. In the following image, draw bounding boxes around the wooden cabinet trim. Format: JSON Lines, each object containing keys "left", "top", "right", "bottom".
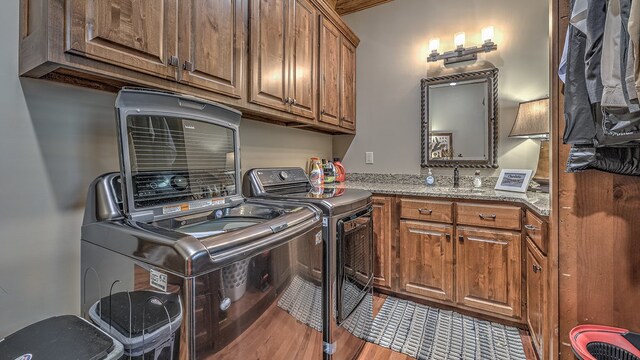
{"left": 400, "top": 220, "right": 455, "bottom": 302}
{"left": 525, "top": 210, "right": 548, "bottom": 255}
{"left": 178, "top": 0, "right": 245, "bottom": 98}
{"left": 400, "top": 198, "right": 453, "bottom": 223}
{"left": 65, "top": 0, "right": 179, "bottom": 79}
{"left": 457, "top": 203, "right": 522, "bottom": 230}
{"left": 456, "top": 226, "right": 522, "bottom": 318}
{"left": 372, "top": 196, "right": 393, "bottom": 289}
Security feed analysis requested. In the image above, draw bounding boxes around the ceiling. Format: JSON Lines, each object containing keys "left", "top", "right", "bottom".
{"left": 335, "top": 0, "right": 395, "bottom": 15}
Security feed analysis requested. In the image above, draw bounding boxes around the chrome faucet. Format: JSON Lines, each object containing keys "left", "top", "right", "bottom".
{"left": 453, "top": 166, "right": 460, "bottom": 188}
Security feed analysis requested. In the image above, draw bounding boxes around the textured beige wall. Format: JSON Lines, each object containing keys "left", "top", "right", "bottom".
{"left": 0, "top": 1, "right": 330, "bottom": 337}
{"left": 334, "top": 0, "right": 550, "bottom": 176}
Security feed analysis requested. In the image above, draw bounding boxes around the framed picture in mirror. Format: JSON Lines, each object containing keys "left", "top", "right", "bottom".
{"left": 429, "top": 132, "right": 453, "bottom": 159}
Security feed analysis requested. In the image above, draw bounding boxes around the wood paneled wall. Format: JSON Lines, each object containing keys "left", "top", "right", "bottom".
{"left": 552, "top": 0, "right": 640, "bottom": 359}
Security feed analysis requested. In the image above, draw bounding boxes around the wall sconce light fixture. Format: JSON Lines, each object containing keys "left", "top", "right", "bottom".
{"left": 428, "top": 26, "right": 498, "bottom": 65}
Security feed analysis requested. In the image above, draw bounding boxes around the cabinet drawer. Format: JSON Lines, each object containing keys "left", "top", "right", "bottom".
{"left": 400, "top": 198, "right": 453, "bottom": 223}
{"left": 456, "top": 203, "right": 521, "bottom": 230}
{"left": 524, "top": 211, "right": 548, "bottom": 254}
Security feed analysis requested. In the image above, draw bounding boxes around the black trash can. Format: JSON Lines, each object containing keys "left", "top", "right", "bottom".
{"left": 89, "top": 290, "right": 183, "bottom": 360}
{"left": 0, "top": 315, "right": 124, "bottom": 360}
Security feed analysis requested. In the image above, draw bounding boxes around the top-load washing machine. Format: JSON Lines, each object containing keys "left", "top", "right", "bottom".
{"left": 81, "top": 88, "right": 326, "bottom": 359}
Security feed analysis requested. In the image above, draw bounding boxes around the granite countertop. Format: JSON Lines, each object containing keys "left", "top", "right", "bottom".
{"left": 328, "top": 174, "right": 550, "bottom": 217}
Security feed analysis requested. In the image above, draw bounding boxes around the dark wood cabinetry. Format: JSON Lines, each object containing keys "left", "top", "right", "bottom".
{"left": 319, "top": 17, "right": 357, "bottom": 130}
{"left": 372, "top": 196, "right": 393, "bottom": 289}
{"left": 66, "top": 0, "right": 179, "bottom": 79}
{"left": 20, "top": 0, "right": 359, "bottom": 135}
{"left": 248, "top": 0, "right": 319, "bottom": 118}
{"left": 179, "top": 0, "right": 245, "bottom": 98}
{"left": 340, "top": 38, "right": 356, "bottom": 129}
{"left": 249, "top": 0, "right": 289, "bottom": 112}
{"left": 456, "top": 226, "right": 522, "bottom": 318}
{"left": 400, "top": 220, "right": 454, "bottom": 302}
{"left": 319, "top": 17, "right": 341, "bottom": 126}
{"left": 527, "top": 237, "right": 547, "bottom": 358}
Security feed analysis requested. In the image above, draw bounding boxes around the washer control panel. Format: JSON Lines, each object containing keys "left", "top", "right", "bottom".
{"left": 255, "top": 168, "right": 309, "bottom": 187}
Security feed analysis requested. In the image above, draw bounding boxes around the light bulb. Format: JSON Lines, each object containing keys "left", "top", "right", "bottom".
{"left": 454, "top": 32, "right": 465, "bottom": 48}
{"left": 482, "top": 26, "right": 495, "bottom": 43}
{"left": 429, "top": 38, "right": 440, "bottom": 53}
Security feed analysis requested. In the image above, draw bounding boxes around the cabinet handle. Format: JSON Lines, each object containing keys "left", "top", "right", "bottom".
{"left": 525, "top": 224, "right": 538, "bottom": 231}
{"left": 532, "top": 264, "right": 542, "bottom": 273}
{"left": 292, "top": 98, "right": 297, "bottom": 105}
{"left": 418, "top": 208, "right": 433, "bottom": 215}
{"left": 445, "top": 234, "right": 451, "bottom": 241}
{"left": 458, "top": 235, "right": 464, "bottom": 242}
{"left": 168, "top": 55, "right": 179, "bottom": 67}
{"left": 321, "top": 109, "right": 325, "bottom": 115}
{"left": 183, "top": 60, "right": 194, "bottom": 72}
{"left": 283, "top": 97, "right": 291, "bottom": 104}
{"left": 479, "top": 213, "right": 497, "bottom": 220}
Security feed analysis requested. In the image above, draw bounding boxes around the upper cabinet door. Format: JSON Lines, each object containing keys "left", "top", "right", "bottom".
{"left": 249, "top": 0, "right": 289, "bottom": 111}
{"left": 178, "top": 0, "right": 244, "bottom": 98}
{"left": 287, "top": 0, "right": 317, "bottom": 119}
{"left": 340, "top": 38, "right": 356, "bottom": 130}
{"left": 319, "top": 18, "right": 341, "bottom": 126}
{"left": 66, "top": 0, "right": 178, "bottom": 79}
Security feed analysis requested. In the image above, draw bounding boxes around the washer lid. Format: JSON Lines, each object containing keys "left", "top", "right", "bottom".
{"left": 115, "top": 88, "right": 244, "bottom": 222}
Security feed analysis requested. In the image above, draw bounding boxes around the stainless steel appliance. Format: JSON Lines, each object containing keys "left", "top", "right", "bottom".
{"left": 81, "top": 89, "right": 325, "bottom": 359}
{"left": 245, "top": 168, "right": 374, "bottom": 360}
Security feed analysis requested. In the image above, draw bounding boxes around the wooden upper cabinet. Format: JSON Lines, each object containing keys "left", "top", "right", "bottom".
{"left": 400, "top": 221, "right": 454, "bottom": 302}
{"left": 372, "top": 196, "right": 393, "bottom": 289}
{"left": 456, "top": 226, "right": 522, "bottom": 318}
{"left": 319, "top": 17, "right": 341, "bottom": 126}
{"left": 527, "top": 238, "right": 547, "bottom": 358}
{"left": 340, "top": 38, "right": 356, "bottom": 130}
{"left": 178, "top": 0, "right": 244, "bottom": 98}
{"left": 249, "top": 0, "right": 289, "bottom": 111}
{"left": 288, "top": 0, "right": 318, "bottom": 119}
{"left": 66, "top": 0, "right": 178, "bottom": 79}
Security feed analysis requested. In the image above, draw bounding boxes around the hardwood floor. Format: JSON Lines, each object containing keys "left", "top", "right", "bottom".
{"left": 206, "top": 291, "right": 536, "bottom": 359}
{"left": 356, "top": 294, "right": 538, "bottom": 360}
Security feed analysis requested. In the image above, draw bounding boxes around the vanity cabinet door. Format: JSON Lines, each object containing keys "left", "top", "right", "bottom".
{"left": 372, "top": 196, "right": 393, "bottom": 289}
{"left": 456, "top": 226, "right": 522, "bottom": 318}
{"left": 400, "top": 220, "right": 454, "bottom": 302}
{"left": 178, "top": 0, "right": 244, "bottom": 98}
{"left": 527, "top": 237, "right": 547, "bottom": 358}
{"left": 66, "top": 0, "right": 178, "bottom": 79}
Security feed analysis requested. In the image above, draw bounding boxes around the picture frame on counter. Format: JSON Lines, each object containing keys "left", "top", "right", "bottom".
{"left": 494, "top": 169, "right": 533, "bottom": 193}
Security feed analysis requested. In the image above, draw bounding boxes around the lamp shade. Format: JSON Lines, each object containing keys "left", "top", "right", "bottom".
{"left": 509, "top": 98, "right": 550, "bottom": 139}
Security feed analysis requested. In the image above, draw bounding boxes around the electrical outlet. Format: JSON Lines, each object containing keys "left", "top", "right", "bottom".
{"left": 365, "top": 152, "right": 374, "bottom": 164}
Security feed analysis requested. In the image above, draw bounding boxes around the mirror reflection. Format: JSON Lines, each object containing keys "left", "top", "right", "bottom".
{"left": 421, "top": 68, "right": 498, "bottom": 168}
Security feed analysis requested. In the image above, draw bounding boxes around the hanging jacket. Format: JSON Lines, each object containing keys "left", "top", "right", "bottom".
{"left": 601, "top": 0, "right": 627, "bottom": 107}
{"left": 566, "top": 145, "right": 640, "bottom": 175}
{"left": 629, "top": 0, "right": 640, "bottom": 96}
{"left": 564, "top": 24, "right": 598, "bottom": 145}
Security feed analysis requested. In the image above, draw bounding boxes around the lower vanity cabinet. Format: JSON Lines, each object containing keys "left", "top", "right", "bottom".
{"left": 399, "top": 220, "right": 455, "bottom": 302}
{"left": 526, "top": 236, "right": 547, "bottom": 358}
{"left": 456, "top": 226, "right": 522, "bottom": 318}
{"left": 372, "top": 196, "right": 394, "bottom": 289}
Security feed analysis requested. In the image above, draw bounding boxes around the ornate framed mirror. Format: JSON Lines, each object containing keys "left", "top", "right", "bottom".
{"left": 421, "top": 68, "right": 499, "bottom": 168}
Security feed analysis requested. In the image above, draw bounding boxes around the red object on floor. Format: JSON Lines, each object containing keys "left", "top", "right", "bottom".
{"left": 570, "top": 325, "right": 640, "bottom": 360}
